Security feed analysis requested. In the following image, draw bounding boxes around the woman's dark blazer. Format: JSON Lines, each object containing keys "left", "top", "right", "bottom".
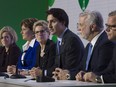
{"left": 35, "top": 39, "right": 56, "bottom": 77}
{"left": 0, "top": 43, "right": 21, "bottom": 72}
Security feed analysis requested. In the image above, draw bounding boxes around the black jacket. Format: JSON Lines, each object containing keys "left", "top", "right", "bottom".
{"left": 0, "top": 43, "right": 21, "bottom": 72}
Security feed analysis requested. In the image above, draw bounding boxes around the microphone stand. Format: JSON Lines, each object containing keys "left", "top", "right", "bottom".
{"left": 36, "top": 55, "right": 55, "bottom": 82}
{"left": 0, "top": 72, "right": 6, "bottom": 76}
{"left": 36, "top": 68, "right": 55, "bottom": 82}
{"left": 0, "top": 72, "right": 10, "bottom": 79}
{"left": 10, "top": 64, "right": 26, "bottom": 79}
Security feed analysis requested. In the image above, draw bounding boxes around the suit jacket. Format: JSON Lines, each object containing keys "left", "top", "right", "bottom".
{"left": 99, "top": 45, "right": 116, "bottom": 83}
{"left": 18, "top": 40, "right": 39, "bottom": 70}
{"left": 80, "top": 31, "right": 115, "bottom": 73}
{"left": 35, "top": 39, "right": 56, "bottom": 77}
{"left": 55, "top": 29, "right": 84, "bottom": 74}
{"left": 0, "top": 43, "right": 21, "bottom": 72}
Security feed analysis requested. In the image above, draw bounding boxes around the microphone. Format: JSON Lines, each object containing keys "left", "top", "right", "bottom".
{"left": 10, "top": 62, "right": 26, "bottom": 79}
{"left": 0, "top": 72, "right": 6, "bottom": 76}
{"left": 36, "top": 47, "right": 67, "bottom": 82}
{"left": 36, "top": 69, "right": 55, "bottom": 82}
{"left": 0, "top": 72, "right": 10, "bottom": 79}
{"left": 10, "top": 65, "right": 26, "bottom": 79}
{"left": 10, "top": 50, "right": 27, "bottom": 79}
{"left": 36, "top": 42, "right": 70, "bottom": 82}
{"left": 36, "top": 67, "right": 55, "bottom": 82}
{"left": 0, "top": 72, "right": 9, "bottom": 78}
{"left": 36, "top": 53, "right": 55, "bottom": 82}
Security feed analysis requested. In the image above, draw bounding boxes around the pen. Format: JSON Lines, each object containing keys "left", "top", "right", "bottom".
{"left": 24, "top": 78, "right": 35, "bottom": 82}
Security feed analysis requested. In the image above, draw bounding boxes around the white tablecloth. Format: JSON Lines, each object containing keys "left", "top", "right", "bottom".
{"left": 0, "top": 76, "right": 116, "bottom": 87}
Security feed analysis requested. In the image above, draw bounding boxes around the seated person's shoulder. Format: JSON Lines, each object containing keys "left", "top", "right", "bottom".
{"left": 101, "top": 40, "right": 115, "bottom": 48}
{"left": 0, "top": 46, "right": 4, "bottom": 53}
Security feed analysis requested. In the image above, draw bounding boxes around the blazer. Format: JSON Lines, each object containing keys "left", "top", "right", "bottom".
{"left": 55, "top": 29, "right": 84, "bottom": 73}
{"left": 100, "top": 45, "right": 116, "bottom": 83}
{"left": 18, "top": 40, "right": 39, "bottom": 70}
{"left": 80, "top": 31, "right": 115, "bottom": 73}
{"left": 0, "top": 43, "right": 21, "bottom": 72}
{"left": 35, "top": 39, "right": 56, "bottom": 76}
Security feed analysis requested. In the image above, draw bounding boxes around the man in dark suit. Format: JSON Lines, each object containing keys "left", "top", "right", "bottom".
{"left": 75, "top": 10, "right": 115, "bottom": 81}
{"left": 78, "top": 10, "right": 116, "bottom": 83}
{"left": 47, "top": 8, "right": 84, "bottom": 80}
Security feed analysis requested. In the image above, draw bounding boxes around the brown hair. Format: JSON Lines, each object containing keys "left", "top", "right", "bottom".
{"left": 21, "top": 18, "right": 38, "bottom": 31}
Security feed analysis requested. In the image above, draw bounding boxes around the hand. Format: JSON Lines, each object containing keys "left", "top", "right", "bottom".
{"left": 75, "top": 71, "right": 86, "bottom": 81}
{"left": 83, "top": 72, "right": 97, "bottom": 82}
{"left": 52, "top": 68, "right": 69, "bottom": 80}
{"left": 19, "top": 70, "right": 30, "bottom": 76}
{"left": 29, "top": 67, "right": 42, "bottom": 78}
{"left": 7, "top": 65, "right": 16, "bottom": 74}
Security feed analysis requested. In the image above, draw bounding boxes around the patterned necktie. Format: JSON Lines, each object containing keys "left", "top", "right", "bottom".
{"left": 85, "top": 43, "right": 93, "bottom": 71}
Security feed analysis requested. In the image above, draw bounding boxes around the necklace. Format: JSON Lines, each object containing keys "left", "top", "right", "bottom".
{"left": 40, "top": 49, "right": 45, "bottom": 57}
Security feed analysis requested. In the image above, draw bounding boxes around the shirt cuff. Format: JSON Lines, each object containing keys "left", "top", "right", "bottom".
{"left": 100, "top": 75, "right": 104, "bottom": 84}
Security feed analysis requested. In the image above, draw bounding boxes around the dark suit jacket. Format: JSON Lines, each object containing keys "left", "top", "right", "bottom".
{"left": 18, "top": 40, "right": 39, "bottom": 70}
{"left": 98, "top": 45, "right": 116, "bottom": 83}
{"left": 55, "top": 29, "right": 84, "bottom": 76}
{"left": 80, "top": 31, "right": 115, "bottom": 73}
{"left": 35, "top": 39, "right": 56, "bottom": 77}
{"left": 0, "top": 43, "right": 21, "bottom": 72}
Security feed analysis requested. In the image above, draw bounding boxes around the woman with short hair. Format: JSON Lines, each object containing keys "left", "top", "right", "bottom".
{"left": 0, "top": 26, "right": 21, "bottom": 72}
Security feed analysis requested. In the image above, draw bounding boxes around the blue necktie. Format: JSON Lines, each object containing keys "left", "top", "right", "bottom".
{"left": 57, "top": 41, "right": 61, "bottom": 55}
{"left": 85, "top": 43, "right": 93, "bottom": 71}
{"left": 56, "top": 41, "right": 61, "bottom": 67}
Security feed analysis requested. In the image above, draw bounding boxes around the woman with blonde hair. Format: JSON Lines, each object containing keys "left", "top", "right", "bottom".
{"left": 0, "top": 26, "right": 21, "bottom": 72}
{"left": 29, "top": 20, "right": 56, "bottom": 78}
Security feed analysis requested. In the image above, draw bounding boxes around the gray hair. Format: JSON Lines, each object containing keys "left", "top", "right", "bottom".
{"left": 79, "top": 10, "right": 104, "bottom": 30}
{"left": 0, "top": 26, "right": 18, "bottom": 45}
{"left": 108, "top": 10, "right": 116, "bottom": 16}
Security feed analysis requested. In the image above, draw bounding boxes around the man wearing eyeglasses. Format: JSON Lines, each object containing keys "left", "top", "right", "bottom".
{"left": 79, "top": 10, "right": 116, "bottom": 83}
{"left": 105, "top": 11, "right": 116, "bottom": 41}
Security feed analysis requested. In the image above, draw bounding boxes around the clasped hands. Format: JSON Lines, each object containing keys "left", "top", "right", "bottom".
{"left": 7, "top": 65, "right": 30, "bottom": 75}
{"left": 29, "top": 67, "right": 42, "bottom": 78}
{"left": 52, "top": 68, "right": 70, "bottom": 80}
{"left": 75, "top": 71, "right": 97, "bottom": 82}
{"left": 7, "top": 65, "right": 42, "bottom": 77}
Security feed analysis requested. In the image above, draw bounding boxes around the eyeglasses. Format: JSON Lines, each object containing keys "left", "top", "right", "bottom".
{"left": 34, "top": 30, "right": 45, "bottom": 34}
{"left": 105, "top": 24, "right": 116, "bottom": 31}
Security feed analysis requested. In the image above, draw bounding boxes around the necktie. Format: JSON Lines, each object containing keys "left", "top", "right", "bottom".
{"left": 57, "top": 41, "right": 60, "bottom": 55}
{"left": 85, "top": 43, "right": 93, "bottom": 71}
{"left": 56, "top": 41, "right": 61, "bottom": 67}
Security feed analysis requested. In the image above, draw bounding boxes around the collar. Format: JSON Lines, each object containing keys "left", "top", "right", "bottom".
{"left": 22, "top": 38, "right": 36, "bottom": 51}
{"left": 91, "top": 30, "right": 104, "bottom": 47}
{"left": 57, "top": 28, "right": 68, "bottom": 45}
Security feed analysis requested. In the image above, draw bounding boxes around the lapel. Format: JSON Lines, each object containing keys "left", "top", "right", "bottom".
{"left": 92, "top": 31, "right": 108, "bottom": 56}
{"left": 0, "top": 47, "right": 6, "bottom": 66}
{"left": 61, "top": 29, "right": 70, "bottom": 50}
{"left": 42, "top": 39, "right": 51, "bottom": 67}
{"left": 24, "top": 46, "right": 32, "bottom": 60}
{"left": 25, "top": 40, "right": 39, "bottom": 57}
{"left": 44, "top": 39, "right": 50, "bottom": 54}
{"left": 35, "top": 44, "right": 41, "bottom": 67}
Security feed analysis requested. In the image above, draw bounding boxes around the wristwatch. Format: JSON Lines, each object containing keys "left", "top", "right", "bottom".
{"left": 66, "top": 73, "right": 70, "bottom": 80}
{"left": 95, "top": 76, "right": 102, "bottom": 83}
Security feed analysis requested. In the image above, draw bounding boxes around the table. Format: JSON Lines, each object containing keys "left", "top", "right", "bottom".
{"left": 0, "top": 76, "right": 116, "bottom": 87}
